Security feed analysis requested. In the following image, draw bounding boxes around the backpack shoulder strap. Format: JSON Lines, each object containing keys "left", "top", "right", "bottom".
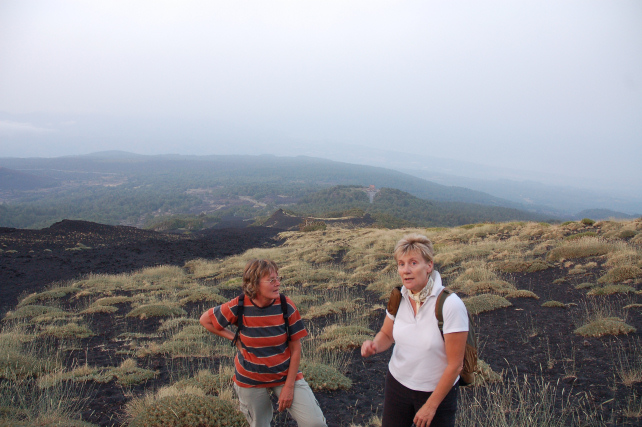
{"left": 387, "top": 286, "right": 403, "bottom": 317}
{"left": 231, "top": 293, "right": 245, "bottom": 347}
{"left": 280, "top": 293, "right": 290, "bottom": 342}
{"left": 435, "top": 288, "right": 452, "bottom": 337}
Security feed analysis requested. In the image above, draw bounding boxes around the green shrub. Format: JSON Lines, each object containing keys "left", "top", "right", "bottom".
{"left": 128, "top": 393, "right": 246, "bottom": 427}
{"left": 300, "top": 221, "right": 327, "bottom": 232}
{"left": 463, "top": 294, "right": 511, "bottom": 315}
{"left": 542, "top": 300, "right": 566, "bottom": 308}
{"left": 126, "top": 305, "right": 187, "bottom": 319}
{"left": 80, "top": 305, "right": 119, "bottom": 315}
{"left": 317, "top": 335, "right": 373, "bottom": 352}
{"left": 575, "top": 282, "right": 597, "bottom": 290}
{"left": 176, "top": 287, "right": 227, "bottom": 305}
{"left": 496, "top": 260, "right": 551, "bottom": 273}
{"left": 4, "top": 305, "right": 64, "bottom": 320}
{"left": 564, "top": 231, "right": 598, "bottom": 240}
{"left": 172, "top": 369, "right": 233, "bottom": 396}
{"left": 581, "top": 218, "right": 595, "bottom": 226}
{"left": 574, "top": 317, "right": 636, "bottom": 337}
{"left": 300, "top": 361, "right": 352, "bottom": 391}
{"left": 93, "top": 296, "right": 133, "bottom": 306}
{"left": 598, "top": 266, "right": 642, "bottom": 284}
{"left": 110, "top": 359, "right": 157, "bottom": 386}
{"left": 546, "top": 237, "right": 611, "bottom": 262}
{"left": 587, "top": 285, "right": 636, "bottom": 296}
{"left": 619, "top": 230, "right": 638, "bottom": 239}
{"left": 18, "top": 287, "right": 80, "bottom": 307}
{"left": 39, "top": 323, "right": 94, "bottom": 339}
{"left": 505, "top": 290, "right": 539, "bottom": 299}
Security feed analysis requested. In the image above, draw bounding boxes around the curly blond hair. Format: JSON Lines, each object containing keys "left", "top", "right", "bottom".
{"left": 242, "top": 259, "right": 278, "bottom": 299}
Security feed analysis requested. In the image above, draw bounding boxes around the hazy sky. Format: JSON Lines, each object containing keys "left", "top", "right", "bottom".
{"left": 1, "top": 1, "right": 641, "bottom": 190}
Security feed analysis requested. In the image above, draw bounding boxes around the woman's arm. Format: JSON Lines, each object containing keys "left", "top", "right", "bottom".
{"left": 413, "top": 331, "right": 467, "bottom": 427}
{"left": 277, "top": 338, "right": 302, "bottom": 412}
{"left": 361, "top": 315, "right": 395, "bottom": 357}
{"left": 199, "top": 310, "right": 240, "bottom": 351}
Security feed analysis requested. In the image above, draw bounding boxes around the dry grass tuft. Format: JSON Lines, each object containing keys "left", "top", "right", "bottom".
{"left": 126, "top": 304, "right": 187, "bottom": 319}
{"left": 505, "top": 290, "right": 539, "bottom": 299}
{"left": 542, "top": 300, "right": 566, "bottom": 308}
{"left": 546, "top": 237, "right": 612, "bottom": 262}
{"left": 463, "top": 294, "right": 512, "bottom": 315}
{"left": 598, "top": 266, "right": 642, "bottom": 284}
{"left": 574, "top": 317, "right": 636, "bottom": 337}
{"left": 587, "top": 284, "right": 637, "bottom": 296}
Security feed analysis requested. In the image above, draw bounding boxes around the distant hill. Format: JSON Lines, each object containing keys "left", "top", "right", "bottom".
{"left": 0, "top": 167, "right": 59, "bottom": 191}
{"left": 291, "top": 185, "right": 548, "bottom": 228}
{"left": 574, "top": 209, "right": 640, "bottom": 221}
{"left": 0, "top": 152, "right": 553, "bottom": 229}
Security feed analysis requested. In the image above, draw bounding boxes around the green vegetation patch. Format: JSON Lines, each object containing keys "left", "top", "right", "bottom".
{"left": 126, "top": 304, "right": 187, "bottom": 319}
{"left": 546, "top": 237, "right": 611, "bottom": 262}
{"left": 4, "top": 305, "right": 64, "bottom": 321}
{"left": 128, "top": 393, "right": 245, "bottom": 427}
{"left": 463, "top": 294, "right": 512, "bottom": 315}
{"left": 93, "top": 296, "right": 133, "bottom": 306}
{"left": 39, "top": 323, "right": 94, "bottom": 339}
{"left": 317, "top": 335, "right": 374, "bottom": 352}
{"left": 17, "top": 286, "right": 81, "bottom": 307}
{"left": 598, "top": 266, "right": 642, "bottom": 284}
{"left": 587, "top": 284, "right": 637, "bottom": 296}
{"left": 473, "top": 359, "right": 502, "bottom": 385}
{"left": 172, "top": 369, "right": 233, "bottom": 396}
{"left": 300, "top": 361, "right": 352, "bottom": 391}
{"left": 542, "top": 300, "right": 566, "bottom": 308}
{"left": 80, "top": 305, "right": 119, "bottom": 314}
{"left": 575, "top": 282, "right": 597, "bottom": 290}
{"left": 581, "top": 218, "right": 596, "bottom": 226}
{"left": 564, "top": 231, "right": 598, "bottom": 240}
{"left": 505, "top": 290, "right": 539, "bottom": 299}
{"left": 574, "top": 318, "right": 636, "bottom": 337}
{"left": 302, "top": 300, "right": 359, "bottom": 320}
{"left": 110, "top": 358, "right": 157, "bottom": 386}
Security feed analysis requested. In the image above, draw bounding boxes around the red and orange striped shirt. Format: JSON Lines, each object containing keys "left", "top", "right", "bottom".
{"left": 209, "top": 294, "right": 307, "bottom": 387}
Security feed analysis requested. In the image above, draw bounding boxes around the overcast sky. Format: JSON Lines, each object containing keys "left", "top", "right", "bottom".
{"left": 1, "top": 1, "right": 641, "bottom": 192}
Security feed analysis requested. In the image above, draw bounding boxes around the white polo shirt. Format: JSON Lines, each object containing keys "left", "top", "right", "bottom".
{"left": 386, "top": 271, "right": 469, "bottom": 392}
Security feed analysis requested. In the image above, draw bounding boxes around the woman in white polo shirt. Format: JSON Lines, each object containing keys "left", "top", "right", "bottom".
{"left": 361, "top": 233, "right": 469, "bottom": 427}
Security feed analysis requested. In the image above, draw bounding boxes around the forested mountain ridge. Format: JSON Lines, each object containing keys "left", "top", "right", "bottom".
{"left": 0, "top": 152, "right": 550, "bottom": 229}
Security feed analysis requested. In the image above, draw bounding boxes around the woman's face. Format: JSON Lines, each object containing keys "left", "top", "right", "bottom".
{"left": 256, "top": 270, "right": 281, "bottom": 303}
{"left": 397, "top": 250, "right": 433, "bottom": 293}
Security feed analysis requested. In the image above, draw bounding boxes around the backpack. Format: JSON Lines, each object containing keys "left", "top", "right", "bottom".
{"left": 387, "top": 286, "right": 478, "bottom": 386}
{"left": 231, "top": 293, "right": 290, "bottom": 347}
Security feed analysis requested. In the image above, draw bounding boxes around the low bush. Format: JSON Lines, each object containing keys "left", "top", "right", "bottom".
{"left": 581, "top": 218, "right": 595, "bottom": 226}
{"left": 128, "top": 392, "right": 246, "bottom": 427}
{"left": 18, "top": 286, "right": 80, "bottom": 307}
{"left": 463, "top": 294, "right": 511, "bottom": 315}
{"left": 546, "top": 237, "right": 612, "bottom": 262}
{"left": 504, "top": 290, "right": 539, "bottom": 299}
{"left": 598, "top": 266, "right": 642, "bottom": 284}
{"left": 126, "top": 305, "right": 187, "bottom": 319}
{"left": 574, "top": 317, "right": 636, "bottom": 337}
{"left": 4, "top": 305, "right": 64, "bottom": 321}
{"left": 40, "top": 323, "right": 94, "bottom": 339}
{"left": 300, "top": 361, "right": 352, "bottom": 391}
{"left": 587, "top": 284, "right": 636, "bottom": 296}
{"left": 542, "top": 301, "right": 566, "bottom": 308}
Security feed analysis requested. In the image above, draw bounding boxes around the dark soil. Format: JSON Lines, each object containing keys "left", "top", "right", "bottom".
{"left": 1, "top": 220, "right": 641, "bottom": 426}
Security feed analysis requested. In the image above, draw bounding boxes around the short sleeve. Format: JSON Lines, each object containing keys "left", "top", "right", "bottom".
{"left": 284, "top": 296, "right": 308, "bottom": 341}
{"left": 442, "top": 294, "right": 469, "bottom": 334}
{"left": 208, "top": 296, "right": 241, "bottom": 330}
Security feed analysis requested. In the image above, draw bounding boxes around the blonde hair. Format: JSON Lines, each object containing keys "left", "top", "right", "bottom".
{"left": 393, "top": 233, "right": 434, "bottom": 263}
{"left": 242, "top": 259, "right": 278, "bottom": 299}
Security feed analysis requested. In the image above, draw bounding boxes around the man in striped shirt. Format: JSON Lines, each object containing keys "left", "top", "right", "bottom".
{"left": 200, "top": 259, "right": 326, "bottom": 427}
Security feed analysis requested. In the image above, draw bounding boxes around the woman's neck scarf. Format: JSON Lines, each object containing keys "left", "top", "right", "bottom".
{"left": 409, "top": 272, "right": 434, "bottom": 304}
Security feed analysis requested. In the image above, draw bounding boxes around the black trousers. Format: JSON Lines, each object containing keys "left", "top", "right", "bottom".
{"left": 381, "top": 370, "right": 458, "bottom": 427}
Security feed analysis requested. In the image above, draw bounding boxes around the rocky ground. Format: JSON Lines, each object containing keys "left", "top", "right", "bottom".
{"left": 1, "top": 220, "right": 641, "bottom": 426}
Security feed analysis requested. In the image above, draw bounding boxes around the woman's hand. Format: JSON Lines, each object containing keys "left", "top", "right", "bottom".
{"left": 361, "top": 340, "right": 378, "bottom": 357}
{"left": 413, "top": 403, "right": 437, "bottom": 427}
{"left": 278, "top": 383, "right": 294, "bottom": 412}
